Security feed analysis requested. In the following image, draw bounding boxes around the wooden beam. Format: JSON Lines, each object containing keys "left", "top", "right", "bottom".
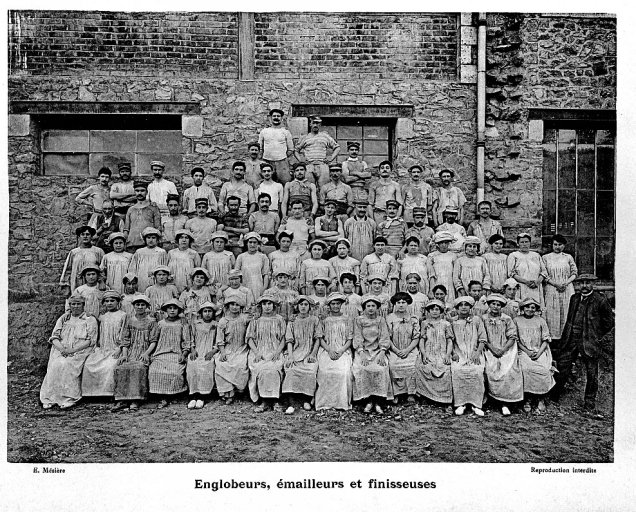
{"left": 238, "top": 12, "right": 255, "bottom": 81}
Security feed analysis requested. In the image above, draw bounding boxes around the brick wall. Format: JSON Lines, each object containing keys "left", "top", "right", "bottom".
{"left": 8, "top": 11, "right": 239, "bottom": 77}
{"left": 254, "top": 13, "right": 458, "bottom": 80}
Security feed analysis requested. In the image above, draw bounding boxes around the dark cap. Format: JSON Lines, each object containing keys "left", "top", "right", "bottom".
{"left": 385, "top": 199, "right": 400, "bottom": 208}
{"left": 347, "top": 141, "right": 361, "bottom": 149}
{"left": 118, "top": 162, "right": 132, "bottom": 171}
{"left": 133, "top": 180, "right": 148, "bottom": 189}
{"left": 269, "top": 108, "right": 285, "bottom": 117}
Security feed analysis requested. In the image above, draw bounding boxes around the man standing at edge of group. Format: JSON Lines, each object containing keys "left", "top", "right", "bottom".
{"left": 147, "top": 160, "right": 178, "bottom": 220}
{"left": 467, "top": 200, "right": 503, "bottom": 254}
{"left": 553, "top": 273, "right": 614, "bottom": 415}
{"left": 294, "top": 115, "right": 341, "bottom": 190}
{"left": 123, "top": 180, "right": 162, "bottom": 253}
{"left": 433, "top": 169, "right": 466, "bottom": 227}
{"left": 259, "top": 108, "right": 294, "bottom": 186}
{"left": 110, "top": 162, "right": 136, "bottom": 216}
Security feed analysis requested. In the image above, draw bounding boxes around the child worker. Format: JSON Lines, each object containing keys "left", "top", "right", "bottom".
{"left": 308, "top": 277, "right": 331, "bottom": 320}
{"left": 514, "top": 297, "right": 555, "bottom": 414}
{"left": 316, "top": 292, "right": 354, "bottom": 411}
{"left": 179, "top": 267, "right": 215, "bottom": 323}
{"left": 329, "top": 238, "right": 361, "bottom": 293}
{"left": 386, "top": 292, "right": 420, "bottom": 405}
{"left": 146, "top": 265, "right": 180, "bottom": 321}
{"left": 483, "top": 234, "right": 508, "bottom": 294}
{"left": 59, "top": 224, "right": 105, "bottom": 293}
{"left": 268, "top": 230, "right": 301, "bottom": 291}
{"left": 415, "top": 299, "right": 454, "bottom": 408}
{"left": 128, "top": 227, "right": 168, "bottom": 293}
{"left": 167, "top": 229, "right": 201, "bottom": 294}
{"left": 482, "top": 293, "right": 523, "bottom": 416}
{"left": 202, "top": 231, "right": 236, "bottom": 295}
{"left": 360, "top": 236, "right": 398, "bottom": 295}
{"left": 222, "top": 269, "right": 256, "bottom": 315}
{"left": 353, "top": 296, "right": 394, "bottom": 414}
{"left": 403, "top": 273, "right": 429, "bottom": 321}
{"left": 501, "top": 278, "right": 520, "bottom": 318}
{"left": 71, "top": 265, "right": 108, "bottom": 319}
{"left": 269, "top": 269, "right": 299, "bottom": 322}
{"left": 299, "top": 239, "right": 337, "bottom": 295}
{"left": 426, "top": 231, "right": 458, "bottom": 302}
{"left": 100, "top": 232, "right": 132, "bottom": 294}
{"left": 81, "top": 290, "right": 127, "bottom": 400}
{"left": 362, "top": 273, "right": 392, "bottom": 318}
{"left": 148, "top": 299, "right": 191, "bottom": 409}
{"left": 399, "top": 236, "right": 430, "bottom": 296}
{"left": 215, "top": 295, "right": 251, "bottom": 405}
{"left": 120, "top": 273, "right": 140, "bottom": 316}
{"left": 112, "top": 294, "right": 159, "bottom": 411}
{"left": 235, "top": 232, "right": 271, "bottom": 300}
{"left": 282, "top": 295, "right": 322, "bottom": 414}
{"left": 450, "top": 296, "right": 487, "bottom": 417}
{"left": 247, "top": 291, "right": 287, "bottom": 413}
{"left": 339, "top": 272, "right": 363, "bottom": 319}
{"left": 453, "top": 235, "right": 491, "bottom": 298}
{"left": 186, "top": 301, "right": 219, "bottom": 410}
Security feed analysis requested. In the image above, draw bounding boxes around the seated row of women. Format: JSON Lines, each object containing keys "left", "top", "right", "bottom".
{"left": 40, "top": 286, "right": 555, "bottom": 417}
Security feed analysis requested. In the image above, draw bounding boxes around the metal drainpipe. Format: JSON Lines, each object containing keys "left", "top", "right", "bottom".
{"left": 476, "top": 13, "right": 487, "bottom": 204}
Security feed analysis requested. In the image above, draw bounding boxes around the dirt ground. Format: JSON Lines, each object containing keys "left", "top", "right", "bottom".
{"left": 7, "top": 352, "right": 614, "bottom": 464}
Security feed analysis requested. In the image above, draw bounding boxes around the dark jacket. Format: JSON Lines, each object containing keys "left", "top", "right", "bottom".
{"left": 561, "top": 291, "right": 614, "bottom": 358}
{"left": 94, "top": 213, "right": 126, "bottom": 252}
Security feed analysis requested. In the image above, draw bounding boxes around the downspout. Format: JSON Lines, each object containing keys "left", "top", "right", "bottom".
{"left": 476, "top": 13, "right": 487, "bottom": 204}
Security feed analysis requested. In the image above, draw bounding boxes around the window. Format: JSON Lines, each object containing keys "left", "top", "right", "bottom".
{"left": 542, "top": 123, "right": 615, "bottom": 280}
{"left": 321, "top": 119, "right": 394, "bottom": 169}
{"left": 38, "top": 114, "right": 183, "bottom": 176}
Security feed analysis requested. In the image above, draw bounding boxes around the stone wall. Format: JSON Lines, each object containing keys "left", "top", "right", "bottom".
{"left": 484, "top": 14, "right": 616, "bottom": 242}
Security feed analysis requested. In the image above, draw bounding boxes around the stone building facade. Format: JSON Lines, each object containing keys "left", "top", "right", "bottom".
{"left": 7, "top": 12, "right": 616, "bottom": 365}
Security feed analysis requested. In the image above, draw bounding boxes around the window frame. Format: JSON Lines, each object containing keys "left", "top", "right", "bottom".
{"left": 36, "top": 114, "right": 184, "bottom": 177}
{"left": 540, "top": 118, "right": 616, "bottom": 280}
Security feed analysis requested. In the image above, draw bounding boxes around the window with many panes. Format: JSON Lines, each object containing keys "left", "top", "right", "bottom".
{"left": 38, "top": 114, "right": 183, "bottom": 176}
{"left": 320, "top": 118, "right": 394, "bottom": 170}
{"left": 542, "top": 122, "right": 615, "bottom": 280}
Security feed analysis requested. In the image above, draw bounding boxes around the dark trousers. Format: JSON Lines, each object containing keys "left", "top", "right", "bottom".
{"left": 553, "top": 343, "right": 599, "bottom": 407}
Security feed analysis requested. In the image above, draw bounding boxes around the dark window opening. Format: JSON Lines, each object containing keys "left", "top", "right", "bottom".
{"left": 36, "top": 114, "right": 183, "bottom": 177}
{"left": 541, "top": 121, "right": 615, "bottom": 280}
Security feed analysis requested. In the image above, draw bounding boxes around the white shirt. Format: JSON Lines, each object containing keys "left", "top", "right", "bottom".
{"left": 259, "top": 127, "right": 294, "bottom": 161}
{"left": 148, "top": 178, "right": 178, "bottom": 215}
{"left": 256, "top": 181, "right": 285, "bottom": 212}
